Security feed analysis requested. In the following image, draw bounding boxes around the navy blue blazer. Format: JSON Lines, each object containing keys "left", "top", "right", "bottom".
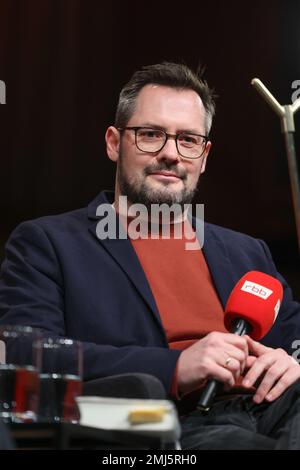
{"left": 0, "top": 190, "right": 299, "bottom": 394}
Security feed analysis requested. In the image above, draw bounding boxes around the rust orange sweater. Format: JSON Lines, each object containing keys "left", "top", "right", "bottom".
{"left": 130, "top": 220, "right": 228, "bottom": 407}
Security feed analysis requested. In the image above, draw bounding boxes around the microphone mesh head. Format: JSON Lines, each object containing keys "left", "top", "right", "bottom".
{"left": 224, "top": 271, "right": 283, "bottom": 340}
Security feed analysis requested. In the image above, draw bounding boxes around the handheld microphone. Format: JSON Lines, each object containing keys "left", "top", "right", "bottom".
{"left": 197, "top": 271, "right": 283, "bottom": 411}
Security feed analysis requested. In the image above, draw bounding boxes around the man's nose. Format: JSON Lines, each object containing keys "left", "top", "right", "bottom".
{"left": 156, "top": 136, "right": 180, "bottom": 162}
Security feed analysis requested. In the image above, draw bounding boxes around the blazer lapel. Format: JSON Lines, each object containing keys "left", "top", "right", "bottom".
{"left": 202, "top": 224, "right": 236, "bottom": 308}
{"left": 191, "top": 213, "right": 236, "bottom": 308}
{"left": 87, "top": 191, "right": 166, "bottom": 335}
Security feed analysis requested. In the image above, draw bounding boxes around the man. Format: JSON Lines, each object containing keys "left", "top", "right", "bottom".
{"left": 1, "top": 62, "right": 300, "bottom": 449}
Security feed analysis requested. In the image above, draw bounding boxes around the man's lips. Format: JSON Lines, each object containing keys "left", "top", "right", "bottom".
{"left": 148, "top": 171, "right": 182, "bottom": 180}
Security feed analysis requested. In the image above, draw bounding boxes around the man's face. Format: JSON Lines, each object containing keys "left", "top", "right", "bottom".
{"left": 106, "top": 84, "right": 211, "bottom": 209}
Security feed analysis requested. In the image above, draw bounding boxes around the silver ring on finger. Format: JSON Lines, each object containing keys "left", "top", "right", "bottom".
{"left": 225, "top": 357, "right": 232, "bottom": 368}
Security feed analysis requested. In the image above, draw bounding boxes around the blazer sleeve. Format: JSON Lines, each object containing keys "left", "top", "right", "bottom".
{"left": 256, "top": 238, "right": 300, "bottom": 356}
{"left": 0, "top": 221, "right": 181, "bottom": 394}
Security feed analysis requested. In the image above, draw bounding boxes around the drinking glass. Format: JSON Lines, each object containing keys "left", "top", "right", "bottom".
{"left": 38, "top": 337, "right": 83, "bottom": 423}
{"left": 0, "top": 325, "right": 42, "bottom": 423}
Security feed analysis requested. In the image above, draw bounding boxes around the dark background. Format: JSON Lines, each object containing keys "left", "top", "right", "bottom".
{"left": 0, "top": 0, "right": 299, "bottom": 298}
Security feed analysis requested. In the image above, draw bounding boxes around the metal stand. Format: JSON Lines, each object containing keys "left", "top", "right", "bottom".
{"left": 251, "top": 78, "right": 300, "bottom": 255}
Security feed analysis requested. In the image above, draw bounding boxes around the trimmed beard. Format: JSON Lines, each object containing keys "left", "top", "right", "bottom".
{"left": 117, "top": 147, "right": 199, "bottom": 211}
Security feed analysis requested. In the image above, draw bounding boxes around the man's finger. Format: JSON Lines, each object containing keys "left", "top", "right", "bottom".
{"left": 245, "top": 336, "right": 270, "bottom": 356}
{"left": 252, "top": 362, "right": 289, "bottom": 403}
{"left": 264, "top": 368, "right": 300, "bottom": 402}
{"left": 245, "top": 355, "right": 256, "bottom": 369}
{"left": 242, "top": 354, "right": 274, "bottom": 388}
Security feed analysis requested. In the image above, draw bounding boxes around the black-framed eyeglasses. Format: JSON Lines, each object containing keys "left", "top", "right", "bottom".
{"left": 118, "top": 126, "right": 209, "bottom": 160}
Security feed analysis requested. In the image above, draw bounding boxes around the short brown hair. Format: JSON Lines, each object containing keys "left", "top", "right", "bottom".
{"left": 114, "top": 62, "right": 216, "bottom": 135}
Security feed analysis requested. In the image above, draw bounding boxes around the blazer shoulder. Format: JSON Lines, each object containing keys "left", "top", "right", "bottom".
{"left": 205, "top": 221, "right": 261, "bottom": 244}
{"left": 204, "top": 221, "right": 272, "bottom": 260}
{"left": 11, "top": 191, "right": 109, "bottom": 237}
{"left": 9, "top": 207, "right": 88, "bottom": 243}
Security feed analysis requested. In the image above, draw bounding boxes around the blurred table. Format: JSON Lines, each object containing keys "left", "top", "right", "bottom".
{"left": 9, "top": 422, "right": 165, "bottom": 450}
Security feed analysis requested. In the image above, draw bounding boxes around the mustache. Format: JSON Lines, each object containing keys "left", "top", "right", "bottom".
{"left": 144, "top": 163, "right": 187, "bottom": 180}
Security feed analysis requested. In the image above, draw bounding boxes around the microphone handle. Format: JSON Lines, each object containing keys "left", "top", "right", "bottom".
{"left": 197, "top": 318, "right": 252, "bottom": 411}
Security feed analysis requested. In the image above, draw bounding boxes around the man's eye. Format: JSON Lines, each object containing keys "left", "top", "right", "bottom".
{"left": 179, "top": 134, "right": 197, "bottom": 145}
{"left": 139, "top": 130, "right": 162, "bottom": 139}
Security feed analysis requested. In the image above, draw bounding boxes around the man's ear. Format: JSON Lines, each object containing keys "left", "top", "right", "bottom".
{"left": 200, "top": 140, "right": 211, "bottom": 174}
{"left": 105, "top": 126, "right": 120, "bottom": 162}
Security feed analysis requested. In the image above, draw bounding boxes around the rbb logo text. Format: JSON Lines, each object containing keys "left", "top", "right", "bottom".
{"left": 241, "top": 281, "right": 273, "bottom": 300}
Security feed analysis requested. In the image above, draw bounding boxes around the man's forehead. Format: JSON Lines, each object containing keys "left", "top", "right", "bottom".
{"left": 130, "top": 84, "right": 206, "bottom": 129}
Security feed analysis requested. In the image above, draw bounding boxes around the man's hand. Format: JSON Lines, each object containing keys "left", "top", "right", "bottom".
{"left": 177, "top": 332, "right": 249, "bottom": 396}
{"left": 242, "top": 336, "right": 300, "bottom": 403}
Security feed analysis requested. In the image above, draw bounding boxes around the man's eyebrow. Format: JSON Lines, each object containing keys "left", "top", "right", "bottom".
{"left": 177, "top": 128, "right": 205, "bottom": 135}
{"left": 140, "top": 122, "right": 165, "bottom": 130}
{"left": 140, "top": 123, "right": 204, "bottom": 135}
